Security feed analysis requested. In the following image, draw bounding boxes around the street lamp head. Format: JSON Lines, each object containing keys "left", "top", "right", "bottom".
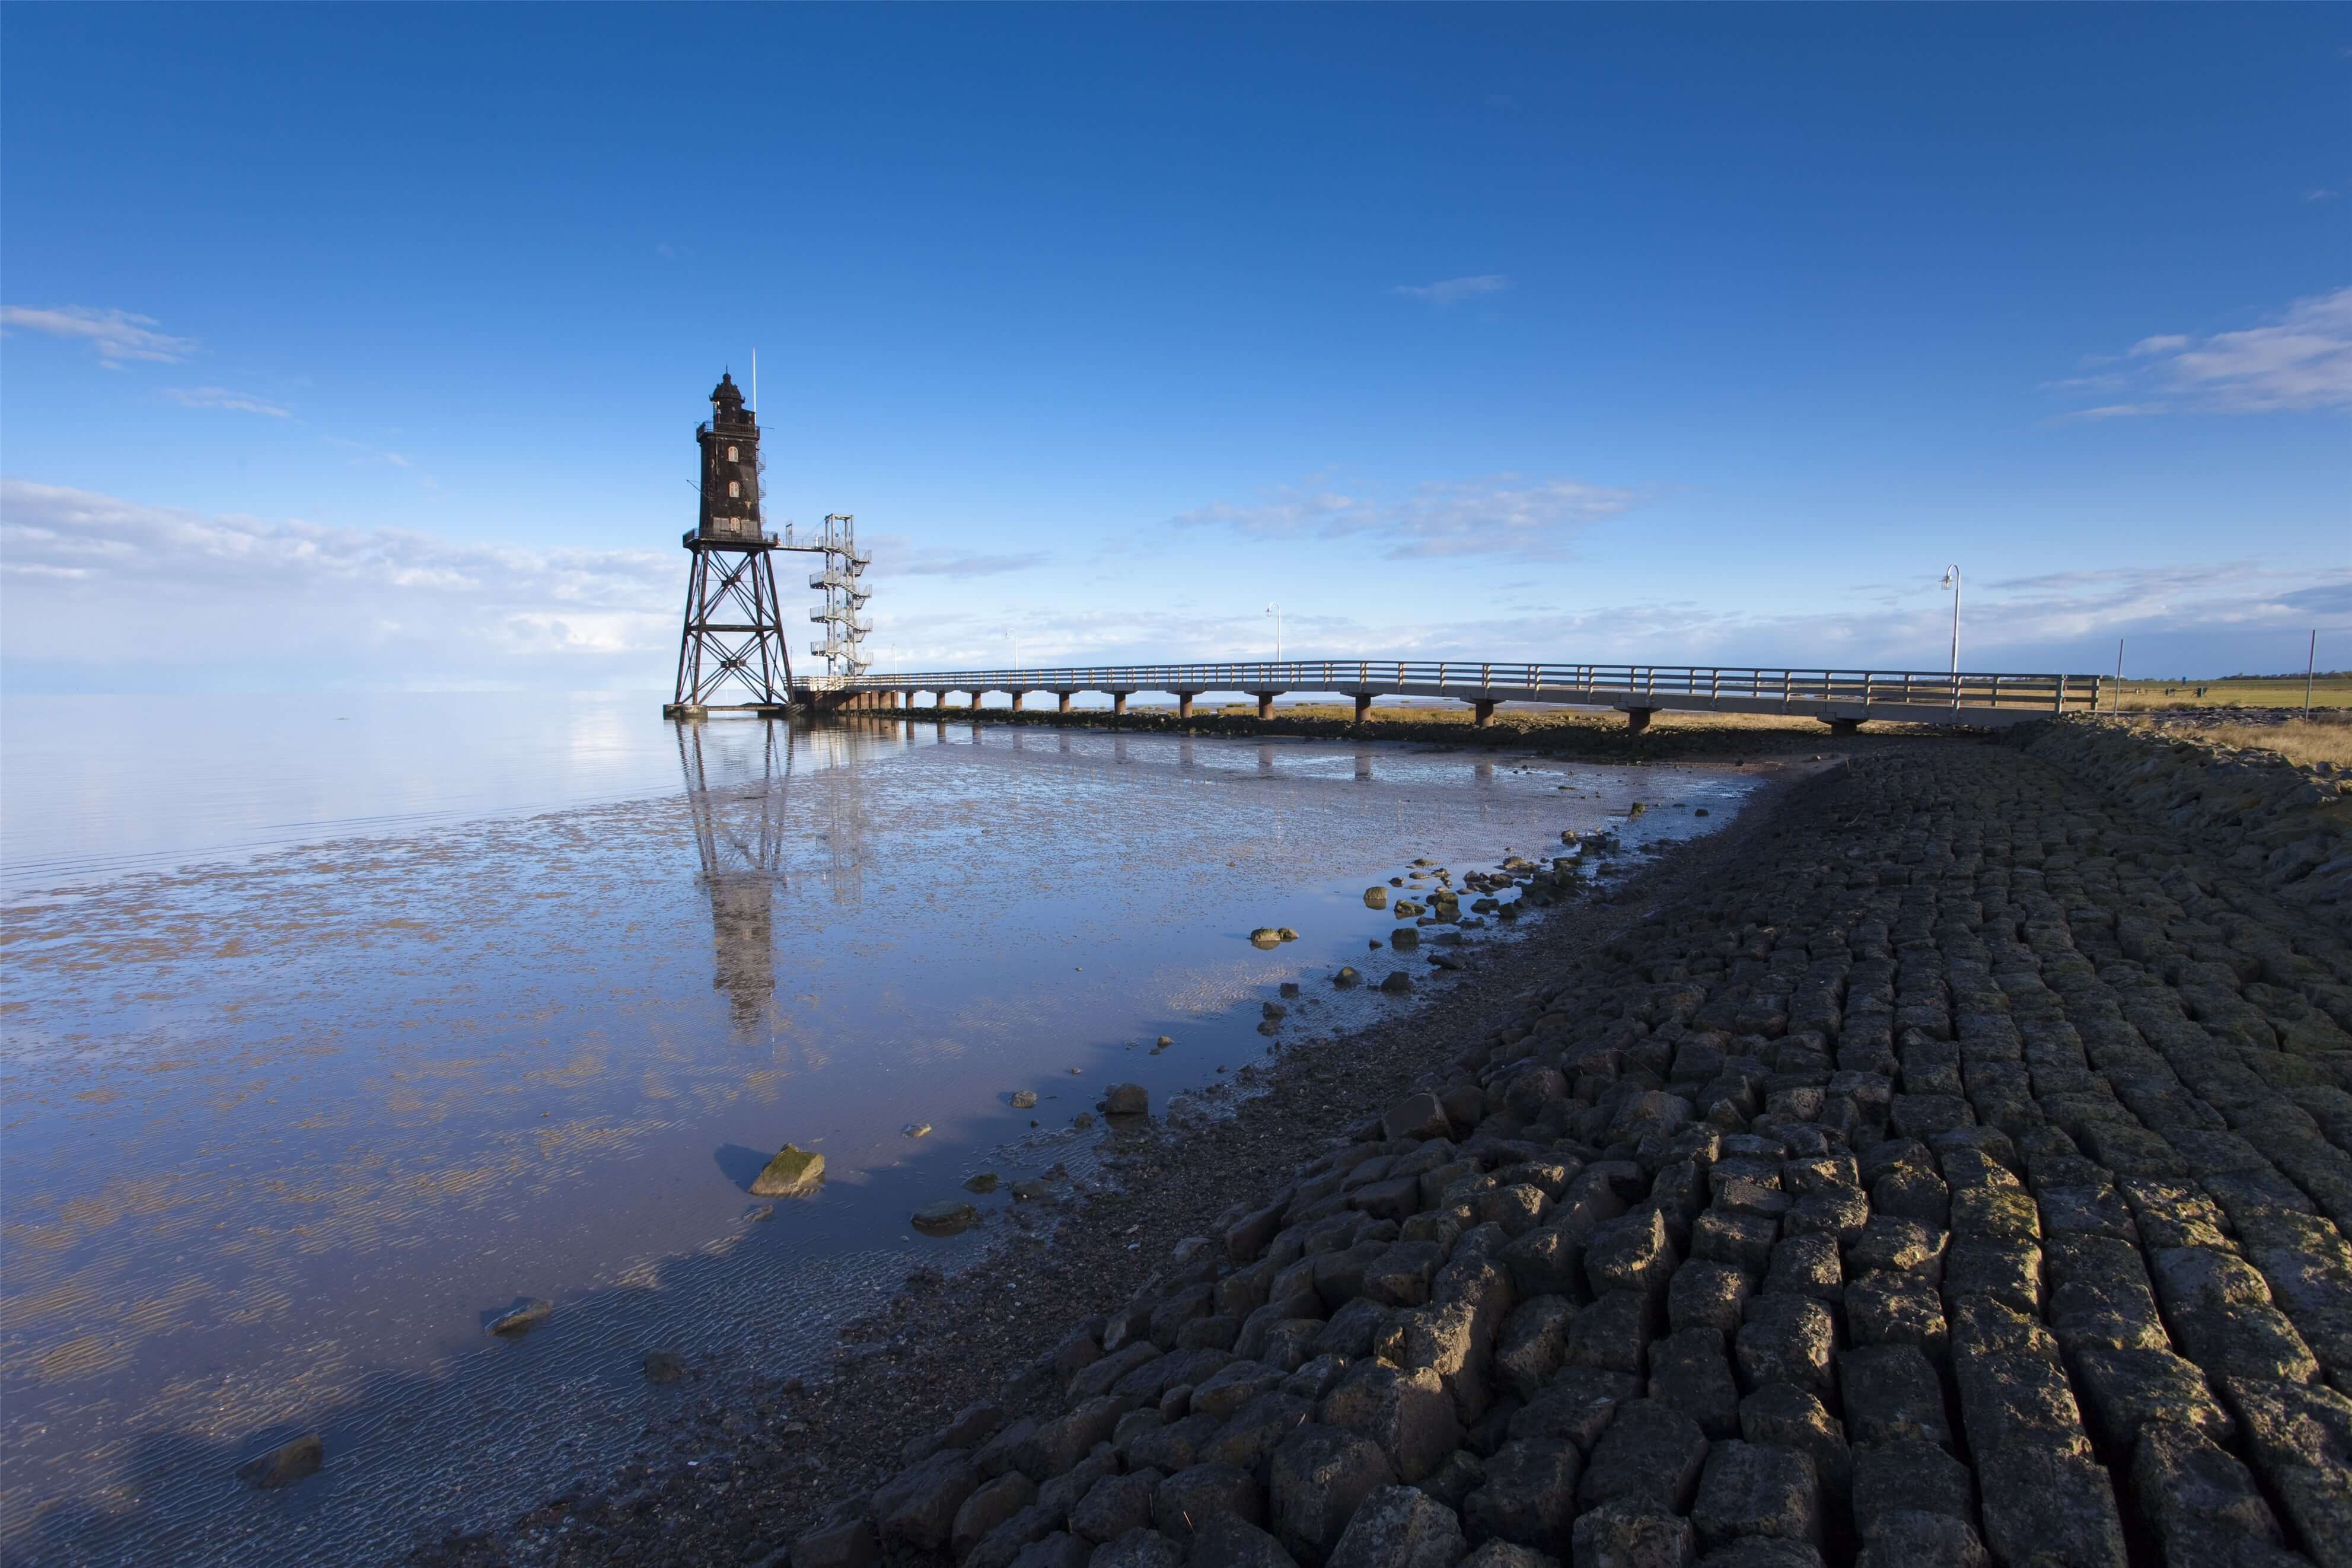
{"left": 1940, "top": 565, "right": 1960, "bottom": 591}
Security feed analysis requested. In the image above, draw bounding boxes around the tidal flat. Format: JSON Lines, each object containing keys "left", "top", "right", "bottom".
{"left": 0, "top": 710, "right": 1757, "bottom": 1567}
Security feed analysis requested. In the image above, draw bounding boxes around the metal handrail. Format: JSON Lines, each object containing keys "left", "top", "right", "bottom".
{"left": 820, "top": 660, "right": 2103, "bottom": 712}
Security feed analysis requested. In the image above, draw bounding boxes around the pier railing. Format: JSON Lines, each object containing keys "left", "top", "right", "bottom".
{"left": 806, "top": 661, "right": 2101, "bottom": 718}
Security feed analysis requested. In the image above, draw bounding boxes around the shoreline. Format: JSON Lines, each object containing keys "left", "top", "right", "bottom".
{"left": 407, "top": 741, "right": 1857, "bottom": 1568}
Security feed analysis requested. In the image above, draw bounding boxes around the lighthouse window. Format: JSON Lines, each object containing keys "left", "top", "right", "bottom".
{"left": 728, "top": 481, "right": 740, "bottom": 499}
{"left": 727, "top": 445, "right": 738, "bottom": 462}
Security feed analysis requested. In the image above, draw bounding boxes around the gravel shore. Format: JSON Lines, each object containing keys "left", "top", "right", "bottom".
{"left": 412, "top": 725, "right": 2352, "bottom": 1568}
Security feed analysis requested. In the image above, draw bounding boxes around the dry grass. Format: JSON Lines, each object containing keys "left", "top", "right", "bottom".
{"left": 2140, "top": 716, "right": 2352, "bottom": 769}
{"left": 2105, "top": 674, "right": 2352, "bottom": 712}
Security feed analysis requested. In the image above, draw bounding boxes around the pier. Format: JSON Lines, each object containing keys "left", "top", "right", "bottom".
{"left": 803, "top": 659, "right": 2107, "bottom": 731}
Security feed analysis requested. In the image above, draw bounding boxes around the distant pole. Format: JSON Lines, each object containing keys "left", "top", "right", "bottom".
{"left": 1266, "top": 601, "right": 1280, "bottom": 663}
{"left": 2113, "top": 637, "right": 2124, "bottom": 712}
{"left": 1940, "top": 565, "right": 1962, "bottom": 704}
{"left": 2307, "top": 630, "right": 2318, "bottom": 719}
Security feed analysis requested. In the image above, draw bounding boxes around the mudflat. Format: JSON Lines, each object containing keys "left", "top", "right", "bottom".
{"left": 413, "top": 722, "right": 2352, "bottom": 1568}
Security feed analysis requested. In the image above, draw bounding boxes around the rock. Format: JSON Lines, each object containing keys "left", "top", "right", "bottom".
{"left": 1157, "top": 1462, "right": 1267, "bottom": 1542}
{"left": 793, "top": 1518, "right": 880, "bottom": 1568}
{"left": 1690, "top": 1441, "right": 1821, "bottom": 1551}
{"left": 1095, "top": 1529, "right": 1186, "bottom": 1568}
{"left": 1105, "top": 1084, "right": 1151, "bottom": 1115}
{"left": 1014, "top": 1178, "right": 1056, "bottom": 1202}
{"left": 2130, "top": 1419, "right": 2293, "bottom": 1568}
{"left": 1579, "top": 1400, "right": 1708, "bottom": 1511}
{"left": 1853, "top": 1512, "right": 1986, "bottom": 1568}
{"left": 1366, "top": 888, "right": 1391, "bottom": 909}
{"left": 1567, "top": 1496, "right": 1695, "bottom": 1568}
{"left": 1384, "top": 1092, "right": 1452, "bottom": 1143}
{"left": 1012, "top": 1534, "right": 1096, "bottom": 1568}
{"left": 958, "top": 1474, "right": 1043, "bottom": 1560}
{"left": 1253, "top": 929, "right": 1285, "bottom": 948}
{"left": 1014, "top": 1091, "right": 1040, "bottom": 1109}
{"left": 1325, "top": 1484, "right": 1467, "bottom": 1568}
{"left": 968, "top": 1172, "right": 1003, "bottom": 1194}
{"left": 1279, "top": 928, "right": 1300, "bottom": 941}
{"left": 1461, "top": 1545, "right": 1557, "bottom": 1568}
{"left": 2222, "top": 1376, "right": 2352, "bottom": 1568}
{"left": 1381, "top": 971, "right": 1415, "bottom": 994}
{"left": 1336, "top": 968, "right": 1362, "bottom": 987}
{"left": 642, "top": 1349, "right": 686, "bottom": 1384}
{"left": 237, "top": 1433, "right": 323, "bottom": 1490}
{"left": 751, "top": 1144, "right": 827, "bottom": 1197}
{"left": 1392, "top": 929, "right": 1422, "bottom": 950}
{"left": 1073, "top": 1471, "right": 1165, "bottom": 1545}
{"left": 1269, "top": 1426, "right": 1398, "bottom": 1562}
{"left": 1463, "top": 1436, "right": 1580, "bottom": 1546}
{"left": 914, "top": 1199, "right": 980, "bottom": 1235}
{"left": 904, "top": 1122, "right": 933, "bottom": 1138}
{"left": 488, "top": 1298, "right": 553, "bottom": 1335}
{"left": 1319, "top": 1362, "right": 1463, "bottom": 1482}
{"left": 1188, "top": 1514, "right": 1301, "bottom": 1568}
{"left": 876, "top": 1449, "right": 983, "bottom": 1556}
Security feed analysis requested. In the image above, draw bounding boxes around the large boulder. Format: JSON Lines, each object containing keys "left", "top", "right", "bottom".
{"left": 1318, "top": 1362, "right": 1462, "bottom": 1483}
{"left": 875, "top": 1449, "right": 983, "bottom": 1557}
{"left": 1462, "top": 1438, "right": 1579, "bottom": 1547}
{"left": 1189, "top": 1514, "right": 1302, "bottom": 1568}
{"left": 1269, "top": 1426, "right": 1398, "bottom": 1563}
{"left": 1324, "top": 1484, "right": 1467, "bottom": 1568}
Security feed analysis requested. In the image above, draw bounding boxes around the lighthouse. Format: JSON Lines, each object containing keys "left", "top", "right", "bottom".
{"left": 665, "top": 372, "right": 795, "bottom": 716}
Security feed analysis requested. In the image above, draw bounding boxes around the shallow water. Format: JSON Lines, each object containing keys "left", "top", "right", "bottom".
{"left": 0, "top": 703, "right": 1756, "bottom": 1566}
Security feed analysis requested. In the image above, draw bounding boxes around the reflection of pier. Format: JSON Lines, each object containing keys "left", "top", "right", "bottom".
{"left": 676, "top": 719, "right": 792, "bottom": 1033}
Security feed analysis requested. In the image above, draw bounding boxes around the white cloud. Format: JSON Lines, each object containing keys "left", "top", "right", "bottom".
{"left": 863, "top": 533, "right": 1047, "bottom": 579}
{"left": 2050, "top": 403, "right": 2167, "bottom": 423}
{"left": 0, "top": 305, "right": 197, "bottom": 365}
{"left": 1391, "top": 275, "right": 1510, "bottom": 305}
{"left": 859, "top": 557, "right": 2352, "bottom": 681}
{"left": 1171, "top": 473, "right": 1637, "bottom": 561}
{"left": 164, "top": 386, "right": 291, "bottom": 418}
{"left": 326, "top": 436, "right": 415, "bottom": 469}
{"left": 2063, "top": 286, "right": 2352, "bottom": 416}
{"left": 2306, "top": 189, "right": 2340, "bottom": 203}
{"left": 0, "top": 480, "right": 674, "bottom": 687}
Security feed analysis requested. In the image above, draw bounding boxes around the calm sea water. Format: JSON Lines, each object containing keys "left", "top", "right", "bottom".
{"left": 0, "top": 694, "right": 1756, "bottom": 1566}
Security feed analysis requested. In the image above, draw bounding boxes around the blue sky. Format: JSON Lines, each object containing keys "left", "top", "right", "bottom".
{"left": 2, "top": 5, "right": 2345, "bottom": 694}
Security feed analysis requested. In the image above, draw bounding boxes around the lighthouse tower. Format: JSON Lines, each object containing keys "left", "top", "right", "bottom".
{"left": 665, "top": 372, "right": 795, "bottom": 715}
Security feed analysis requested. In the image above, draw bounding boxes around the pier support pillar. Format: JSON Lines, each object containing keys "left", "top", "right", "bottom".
{"left": 1624, "top": 707, "right": 1653, "bottom": 734}
{"left": 1057, "top": 691, "right": 1072, "bottom": 714}
{"left": 1822, "top": 716, "right": 1862, "bottom": 736}
{"left": 1468, "top": 699, "right": 1496, "bottom": 727}
{"left": 1111, "top": 692, "right": 1129, "bottom": 716}
{"left": 1353, "top": 693, "right": 1373, "bottom": 722}
{"left": 1251, "top": 692, "right": 1276, "bottom": 721}
{"left": 1176, "top": 692, "right": 1199, "bottom": 719}
{"left": 1009, "top": 690, "right": 1025, "bottom": 712}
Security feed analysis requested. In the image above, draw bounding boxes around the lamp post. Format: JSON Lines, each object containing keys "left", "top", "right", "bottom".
{"left": 1940, "top": 565, "right": 1962, "bottom": 705}
{"left": 1266, "top": 602, "right": 1280, "bottom": 664}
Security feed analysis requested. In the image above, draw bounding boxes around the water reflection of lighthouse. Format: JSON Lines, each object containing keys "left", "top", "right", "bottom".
{"left": 676, "top": 719, "right": 792, "bottom": 1034}
{"left": 675, "top": 718, "right": 874, "bottom": 1035}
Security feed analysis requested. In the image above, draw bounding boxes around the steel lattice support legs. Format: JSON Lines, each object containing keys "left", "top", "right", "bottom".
{"left": 667, "top": 544, "right": 795, "bottom": 714}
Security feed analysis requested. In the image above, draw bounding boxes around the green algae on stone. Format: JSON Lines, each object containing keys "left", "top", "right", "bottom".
{"left": 750, "top": 1143, "right": 826, "bottom": 1198}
